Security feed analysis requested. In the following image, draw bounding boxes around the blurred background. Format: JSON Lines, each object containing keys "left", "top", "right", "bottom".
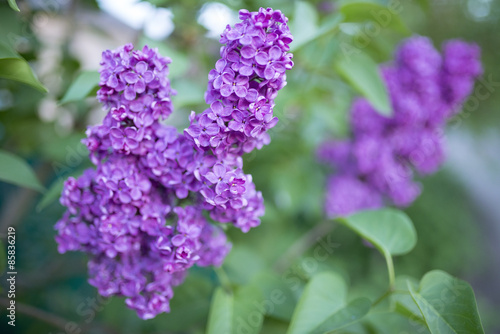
{"left": 0, "top": 0, "right": 499, "bottom": 333}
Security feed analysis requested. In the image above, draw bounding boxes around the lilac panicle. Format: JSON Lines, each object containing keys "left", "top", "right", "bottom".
{"left": 319, "top": 36, "right": 481, "bottom": 218}
{"left": 55, "top": 7, "right": 293, "bottom": 320}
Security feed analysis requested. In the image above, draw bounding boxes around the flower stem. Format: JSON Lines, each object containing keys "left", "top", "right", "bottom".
{"left": 384, "top": 251, "right": 396, "bottom": 289}
{"left": 214, "top": 266, "right": 232, "bottom": 293}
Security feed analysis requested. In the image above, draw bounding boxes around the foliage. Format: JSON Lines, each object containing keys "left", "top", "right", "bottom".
{"left": 0, "top": 0, "right": 498, "bottom": 333}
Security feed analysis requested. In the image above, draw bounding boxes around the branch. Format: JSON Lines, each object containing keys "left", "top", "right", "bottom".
{"left": 274, "top": 221, "right": 337, "bottom": 272}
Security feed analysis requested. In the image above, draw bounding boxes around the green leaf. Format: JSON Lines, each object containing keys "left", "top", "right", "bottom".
{"left": 290, "top": 1, "right": 319, "bottom": 51}
{"left": 334, "top": 52, "right": 391, "bottom": 115}
{"left": 8, "top": 0, "right": 20, "bottom": 12}
{"left": 0, "top": 150, "right": 45, "bottom": 192}
{"left": 206, "top": 288, "right": 233, "bottom": 334}
{"left": 0, "top": 59, "right": 47, "bottom": 93}
{"left": 339, "top": 209, "right": 417, "bottom": 257}
{"left": 233, "top": 285, "right": 265, "bottom": 334}
{"left": 156, "top": 274, "right": 214, "bottom": 331}
{"left": 224, "top": 245, "right": 265, "bottom": 285}
{"left": 339, "top": 1, "right": 410, "bottom": 35}
{"left": 59, "top": 71, "right": 100, "bottom": 104}
{"left": 287, "top": 271, "right": 348, "bottom": 334}
{"left": 0, "top": 42, "right": 47, "bottom": 92}
{"left": 408, "top": 270, "right": 485, "bottom": 334}
{"left": 392, "top": 276, "right": 426, "bottom": 325}
{"left": 253, "top": 271, "right": 297, "bottom": 321}
{"left": 290, "top": 2, "right": 343, "bottom": 51}
{"left": 36, "top": 177, "right": 65, "bottom": 212}
{"left": 362, "top": 312, "right": 431, "bottom": 334}
{"left": 312, "top": 297, "right": 372, "bottom": 334}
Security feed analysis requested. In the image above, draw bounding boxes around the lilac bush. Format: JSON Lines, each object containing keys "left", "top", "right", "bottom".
{"left": 54, "top": 7, "right": 293, "bottom": 319}
{"left": 319, "top": 36, "right": 482, "bottom": 218}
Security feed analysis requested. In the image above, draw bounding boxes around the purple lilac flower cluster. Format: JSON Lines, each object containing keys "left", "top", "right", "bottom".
{"left": 318, "top": 36, "right": 481, "bottom": 218}
{"left": 55, "top": 7, "right": 293, "bottom": 319}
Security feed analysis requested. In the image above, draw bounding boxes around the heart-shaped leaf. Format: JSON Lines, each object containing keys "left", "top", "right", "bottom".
{"left": 59, "top": 71, "right": 100, "bottom": 105}
{"left": 0, "top": 149, "right": 45, "bottom": 192}
{"left": 339, "top": 209, "right": 417, "bottom": 256}
{"left": 335, "top": 52, "right": 392, "bottom": 116}
{"left": 287, "top": 271, "right": 370, "bottom": 334}
{"left": 0, "top": 42, "right": 47, "bottom": 92}
{"left": 408, "top": 270, "right": 485, "bottom": 334}
{"left": 206, "top": 288, "right": 233, "bottom": 334}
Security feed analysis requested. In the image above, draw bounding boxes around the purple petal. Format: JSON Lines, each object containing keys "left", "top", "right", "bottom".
{"left": 220, "top": 85, "right": 233, "bottom": 97}
{"left": 211, "top": 101, "right": 224, "bottom": 115}
{"left": 269, "top": 46, "right": 282, "bottom": 61}
{"left": 172, "top": 234, "right": 186, "bottom": 247}
{"left": 118, "top": 191, "right": 131, "bottom": 204}
{"left": 186, "top": 125, "right": 201, "bottom": 137}
{"left": 245, "top": 89, "right": 258, "bottom": 102}
{"left": 107, "top": 75, "right": 118, "bottom": 88}
{"left": 213, "top": 164, "right": 226, "bottom": 177}
{"left": 241, "top": 45, "right": 256, "bottom": 58}
{"left": 255, "top": 52, "right": 269, "bottom": 65}
{"left": 135, "top": 80, "right": 146, "bottom": 94}
{"left": 215, "top": 182, "right": 229, "bottom": 195}
{"left": 215, "top": 59, "right": 227, "bottom": 73}
{"left": 123, "top": 72, "right": 139, "bottom": 84}
{"left": 124, "top": 86, "right": 136, "bottom": 100}
{"left": 110, "top": 128, "right": 123, "bottom": 139}
{"left": 239, "top": 65, "right": 254, "bottom": 76}
{"left": 234, "top": 85, "right": 247, "bottom": 98}
{"left": 204, "top": 172, "right": 218, "bottom": 184}
{"left": 176, "top": 187, "right": 188, "bottom": 199}
{"left": 142, "top": 71, "right": 154, "bottom": 83}
{"left": 264, "top": 66, "right": 276, "bottom": 80}
{"left": 205, "top": 123, "right": 220, "bottom": 136}
{"left": 136, "top": 61, "right": 148, "bottom": 74}
{"left": 130, "top": 188, "right": 142, "bottom": 200}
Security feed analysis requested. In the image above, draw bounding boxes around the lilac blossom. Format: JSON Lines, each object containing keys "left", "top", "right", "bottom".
{"left": 56, "top": 7, "right": 293, "bottom": 320}
{"left": 319, "top": 36, "right": 481, "bottom": 218}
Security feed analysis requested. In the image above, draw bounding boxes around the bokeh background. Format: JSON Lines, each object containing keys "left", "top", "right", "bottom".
{"left": 0, "top": 0, "right": 499, "bottom": 333}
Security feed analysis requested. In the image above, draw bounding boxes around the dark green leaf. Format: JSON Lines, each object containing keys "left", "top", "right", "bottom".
{"left": 37, "top": 166, "right": 90, "bottom": 212}
{"left": 36, "top": 177, "right": 65, "bottom": 212}
{"left": 59, "top": 71, "right": 100, "bottom": 104}
{"left": 334, "top": 52, "right": 392, "bottom": 115}
{"left": 224, "top": 245, "right": 265, "bottom": 285}
{"left": 0, "top": 42, "right": 47, "bottom": 92}
{"left": 313, "top": 298, "right": 372, "bottom": 334}
{"left": 408, "top": 270, "right": 485, "bottom": 334}
{"left": 156, "top": 274, "right": 214, "bottom": 331}
{"left": 362, "top": 312, "right": 431, "bottom": 334}
{"left": 253, "top": 271, "right": 297, "bottom": 321}
{"left": 8, "top": 0, "right": 20, "bottom": 12}
{"left": 339, "top": 209, "right": 417, "bottom": 256}
{"left": 0, "top": 149, "right": 45, "bottom": 192}
{"left": 206, "top": 288, "right": 233, "bottom": 334}
{"left": 392, "top": 276, "right": 426, "bottom": 325}
{"left": 0, "top": 58, "right": 47, "bottom": 93}
{"left": 287, "top": 271, "right": 347, "bottom": 334}
{"left": 233, "top": 284, "right": 265, "bottom": 334}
